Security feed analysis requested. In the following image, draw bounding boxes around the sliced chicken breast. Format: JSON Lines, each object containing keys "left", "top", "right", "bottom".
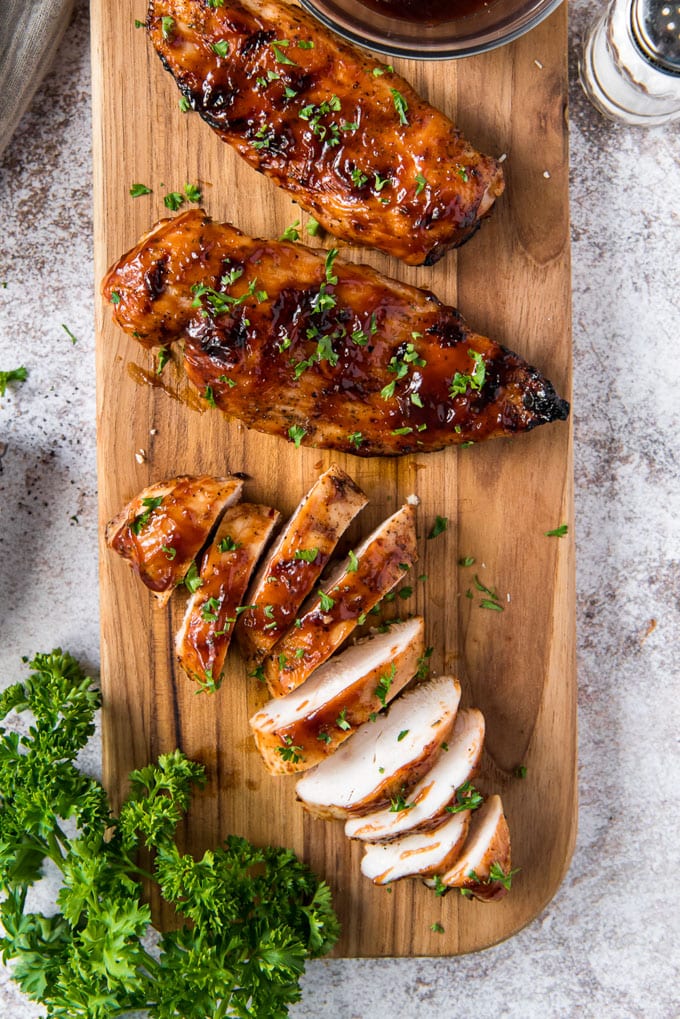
{"left": 263, "top": 503, "right": 417, "bottom": 697}
{"left": 429, "top": 794, "right": 512, "bottom": 901}
{"left": 105, "top": 475, "right": 243, "bottom": 606}
{"left": 361, "top": 811, "right": 470, "bottom": 885}
{"left": 295, "top": 675, "right": 460, "bottom": 820}
{"left": 249, "top": 617, "right": 425, "bottom": 775}
{"left": 237, "top": 465, "right": 367, "bottom": 662}
{"left": 175, "top": 503, "right": 280, "bottom": 690}
{"left": 345, "top": 708, "right": 485, "bottom": 842}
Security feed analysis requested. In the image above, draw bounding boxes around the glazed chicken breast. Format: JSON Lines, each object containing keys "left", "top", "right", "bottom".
{"left": 105, "top": 475, "right": 243, "bottom": 606}
{"left": 175, "top": 502, "right": 280, "bottom": 690}
{"left": 146, "top": 0, "right": 504, "bottom": 265}
{"left": 360, "top": 811, "right": 471, "bottom": 885}
{"left": 426, "top": 794, "right": 513, "bottom": 901}
{"left": 295, "top": 676, "right": 460, "bottom": 820}
{"left": 237, "top": 464, "right": 367, "bottom": 662}
{"left": 103, "top": 211, "right": 569, "bottom": 458}
{"left": 262, "top": 503, "right": 417, "bottom": 697}
{"left": 249, "top": 617, "right": 425, "bottom": 774}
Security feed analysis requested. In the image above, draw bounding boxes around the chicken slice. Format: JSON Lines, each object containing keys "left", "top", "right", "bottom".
{"left": 175, "top": 503, "right": 280, "bottom": 690}
{"left": 428, "top": 794, "right": 513, "bottom": 901}
{"left": 105, "top": 475, "right": 243, "bottom": 606}
{"left": 249, "top": 617, "right": 425, "bottom": 775}
{"left": 262, "top": 503, "right": 417, "bottom": 697}
{"left": 295, "top": 676, "right": 460, "bottom": 820}
{"left": 345, "top": 708, "right": 485, "bottom": 842}
{"left": 360, "top": 811, "right": 471, "bottom": 885}
{"left": 237, "top": 465, "right": 367, "bottom": 663}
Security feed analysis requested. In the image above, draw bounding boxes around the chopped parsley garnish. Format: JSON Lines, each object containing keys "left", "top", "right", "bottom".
{"left": 457, "top": 164, "right": 470, "bottom": 182}
{"left": 288, "top": 424, "right": 307, "bottom": 448}
{"left": 164, "top": 191, "right": 184, "bottom": 211}
{"left": 156, "top": 347, "right": 171, "bottom": 373}
{"left": 389, "top": 792, "right": 414, "bottom": 813}
{"left": 129, "top": 183, "right": 152, "bottom": 197}
{"left": 446, "top": 781, "right": 483, "bottom": 814}
{"left": 201, "top": 597, "right": 222, "bottom": 622}
{"left": 416, "top": 646, "right": 433, "bottom": 680}
{"left": 347, "top": 550, "right": 359, "bottom": 573}
{"left": 317, "top": 731, "right": 332, "bottom": 744}
{"left": 347, "top": 431, "right": 363, "bottom": 448}
{"left": 373, "top": 172, "right": 391, "bottom": 193}
{"left": 397, "top": 730, "right": 409, "bottom": 742}
{"left": 458, "top": 555, "right": 476, "bottom": 567}
{"left": 414, "top": 172, "right": 428, "bottom": 195}
{"left": 184, "top": 182, "right": 202, "bottom": 202}
{"left": 161, "top": 15, "right": 175, "bottom": 39}
{"left": 432, "top": 875, "right": 447, "bottom": 897}
{"left": 161, "top": 544, "right": 176, "bottom": 560}
{"left": 294, "top": 547, "right": 319, "bottom": 563}
{"left": 515, "top": 765, "right": 527, "bottom": 779}
{"left": 390, "top": 88, "right": 409, "bottom": 126}
{"left": 430, "top": 922, "right": 445, "bottom": 934}
{"left": 61, "top": 324, "right": 78, "bottom": 344}
{"left": 182, "top": 562, "right": 204, "bottom": 593}
{"left": 110, "top": 291, "right": 121, "bottom": 305}
{"left": 306, "top": 217, "right": 321, "bottom": 236}
{"left": 391, "top": 427, "right": 413, "bottom": 436}
{"left": 298, "top": 39, "right": 314, "bottom": 49}
{"left": 276, "top": 737, "right": 304, "bottom": 764}
{"left": 280, "top": 220, "right": 301, "bottom": 242}
{"left": 336, "top": 708, "right": 351, "bottom": 732}
{"left": 211, "top": 39, "right": 230, "bottom": 58}
{"left": 372, "top": 65, "right": 394, "bottom": 76}
{"left": 203, "top": 385, "right": 216, "bottom": 408}
{"left": 318, "top": 590, "right": 335, "bottom": 612}
{"left": 375, "top": 664, "right": 396, "bottom": 707}
{"left": 270, "top": 39, "right": 297, "bottom": 65}
{"left": 398, "top": 586, "right": 412, "bottom": 599}
{"left": 179, "top": 96, "right": 191, "bottom": 112}
{"left": 130, "top": 496, "right": 162, "bottom": 535}
{"left": 218, "top": 536, "right": 241, "bottom": 552}
{"left": 449, "top": 349, "right": 486, "bottom": 397}
{"left": 481, "top": 599, "right": 504, "bottom": 612}
{"left": 252, "top": 124, "right": 275, "bottom": 150}
{"left": 427, "top": 516, "right": 448, "bottom": 540}
{"left": 488, "top": 862, "right": 520, "bottom": 889}
{"left": 546, "top": 524, "right": 568, "bottom": 537}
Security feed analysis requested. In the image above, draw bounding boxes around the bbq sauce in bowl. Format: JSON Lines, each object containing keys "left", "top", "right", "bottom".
{"left": 356, "top": 0, "right": 492, "bottom": 24}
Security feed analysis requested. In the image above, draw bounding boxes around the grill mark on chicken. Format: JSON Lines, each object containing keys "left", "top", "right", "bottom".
{"left": 104, "top": 210, "right": 570, "bottom": 458}
{"left": 146, "top": 0, "right": 504, "bottom": 265}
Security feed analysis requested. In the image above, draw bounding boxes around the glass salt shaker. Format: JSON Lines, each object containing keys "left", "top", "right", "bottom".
{"left": 579, "top": 0, "right": 680, "bottom": 125}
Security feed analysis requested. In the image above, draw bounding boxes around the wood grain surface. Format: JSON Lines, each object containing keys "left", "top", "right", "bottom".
{"left": 92, "top": 0, "right": 576, "bottom": 957}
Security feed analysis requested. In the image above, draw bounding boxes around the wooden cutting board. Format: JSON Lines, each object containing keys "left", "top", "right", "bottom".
{"left": 92, "top": 0, "right": 576, "bottom": 957}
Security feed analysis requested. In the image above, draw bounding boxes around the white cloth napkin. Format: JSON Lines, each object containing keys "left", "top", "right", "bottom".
{"left": 0, "top": 0, "right": 75, "bottom": 159}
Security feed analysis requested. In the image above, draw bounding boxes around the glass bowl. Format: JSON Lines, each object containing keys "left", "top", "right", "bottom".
{"left": 299, "top": 0, "right": 564, "bottom": 60}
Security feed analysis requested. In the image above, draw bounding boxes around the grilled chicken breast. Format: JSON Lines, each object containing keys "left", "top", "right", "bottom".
{"left": 295, "top": 676, "right": 460, "bottom": 820}
{"left": 249, "top": 617, "right": 425, "bottom": 774}
{"left": 105, "top": 475, "right": 243, "bottom": 606}
{"left": 103, "top": 211, "right": 569, "bottom": 457}
{"left": 262, "top": 503, "right": 417, "bottom": 697}
{"left": 175, "top": 502, "right": 280, "bottom": 690}
{"left": 237, "top": 465, "right": 367, "bottom": 662}
{"left": 146, "top": 0, "right": 504, "bottom": 265}
{"left": 360, "top": 811, "right": 470, "bottom": 885}
{"left": 427, "top": 794, "right": 512, "bottom": 901}
{"left": 345, "top": 708, "right": 485, "bottom": 842}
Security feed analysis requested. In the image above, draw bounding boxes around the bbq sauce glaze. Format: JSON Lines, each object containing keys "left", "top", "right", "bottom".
{"left": 356, "top": 0, "right": 493, "bottom": 24}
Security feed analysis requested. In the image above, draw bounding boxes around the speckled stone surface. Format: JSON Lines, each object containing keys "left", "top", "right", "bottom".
{"left": 1, "top": 2, "right": 679, "bottom": 1016}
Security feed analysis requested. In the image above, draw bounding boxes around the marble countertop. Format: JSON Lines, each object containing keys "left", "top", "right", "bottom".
{"left": 1, "top": 2, "right": 678, "bottom": 1015}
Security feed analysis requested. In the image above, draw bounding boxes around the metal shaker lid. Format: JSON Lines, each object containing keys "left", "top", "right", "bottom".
{"left": 632, "top": 0, "right": 680, "bottom": 73}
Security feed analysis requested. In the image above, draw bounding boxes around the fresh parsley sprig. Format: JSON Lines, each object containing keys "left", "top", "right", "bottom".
{"left": 0, "top": 650, "right": 339, "bottom": 1017}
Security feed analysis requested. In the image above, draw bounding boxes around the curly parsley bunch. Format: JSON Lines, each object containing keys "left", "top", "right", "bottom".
{"left": 0, "top": 650, "right": 339, "bottom": 1017}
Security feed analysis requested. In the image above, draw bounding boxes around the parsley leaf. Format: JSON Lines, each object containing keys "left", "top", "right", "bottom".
{"left": 0, "top": 366, "right": 28, "bottom": 397}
